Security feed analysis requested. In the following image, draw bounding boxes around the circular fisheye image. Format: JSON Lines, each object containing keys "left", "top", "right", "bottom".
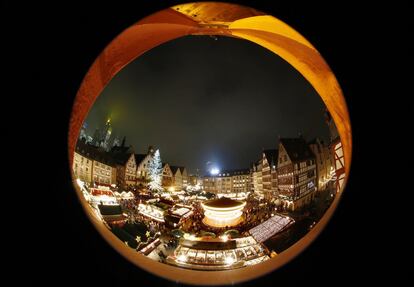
{"left": 69, "top": 2, "right": 351, "bottom": 285}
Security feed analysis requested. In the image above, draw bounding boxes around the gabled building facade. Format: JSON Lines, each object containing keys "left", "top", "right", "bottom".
{"left": 73, "top": 139, "right": 117, "bottom": 186}
{"left": 134, "top": 146, "right": 156, "bottom": 188}
{"left": 252, "top": 160, "right": 263, "bottom": 197}
{"left": 325, "top": 109, "right": 346, "bottom": 193}
{"left": 262, "top": 149, "right": 279, "bottom": 201}
{"left": 309, "top": 138, "right": 334, "bottom": 192}
{"left": 162, "top": 163, "right": 174, "bottom": 188}
{"left": 110, "top": 145, "right": 136, "bottom": 190}
{"left": 91, "top": 151, "right": 116, "bottom": 186}
{"left": 277, "top": 137, "right": 316, "bottom": 211}
{"left": 180, "top": 167, "right": 188, "bottom": 187}
{"left": 170, "top": 166, "right": 187, "bottom": 191}
{"left": 135, "top": 153, "right": 152, "bottom": 186}
{"left": 73, "top": 143, "right": 93, "bottom": 184}
{"left": 119, "top": 153, "right": 137, "bottom": 189}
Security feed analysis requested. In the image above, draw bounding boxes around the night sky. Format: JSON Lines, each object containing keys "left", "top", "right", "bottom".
{"left": 84, "top": 35, "right": 330, "bottom": 174}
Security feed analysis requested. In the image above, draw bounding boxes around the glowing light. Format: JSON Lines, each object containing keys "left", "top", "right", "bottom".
{"left": 183, "top": 233, "right": 197, "bottom": 240}
{"left": 177, "top": 255, "right": 187, "bottom": 262}
{"left": 137, "top": 203, "right": 165, "bottom": 222}
{"left": 225, "top": 256, "right": 235, "bottom": 265}
{"left": 210, "top": 168, "right": 220, "bottom": 175}
{"left": 168, "top": 186, "right": 175, "bottom": 192}
{"left": 220, "top": 235, "right": 229, "bottom": 242}
{"left": 201, "top": 200, "right": 246, "bottom": 228}
{"left": 76, "top": 178, "right": 83, "bottom": 187}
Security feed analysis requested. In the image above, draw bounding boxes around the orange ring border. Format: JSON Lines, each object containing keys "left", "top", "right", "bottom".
{"left": 68, "top": 2, "right": 352, "bottom": 285}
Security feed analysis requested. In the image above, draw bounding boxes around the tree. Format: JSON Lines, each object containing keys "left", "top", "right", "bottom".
{"left": 148, "top": 149, "right": 163, "bottom": 192}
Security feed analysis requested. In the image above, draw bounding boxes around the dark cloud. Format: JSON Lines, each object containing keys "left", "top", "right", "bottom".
{"left": 84, "top": 35, "right": 329, "bottom": 173}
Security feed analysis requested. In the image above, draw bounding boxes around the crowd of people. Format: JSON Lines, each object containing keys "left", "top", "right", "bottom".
{"left": 179, "top": 202, "right": 205, "bottom": 234}
{"left": 119, "top": 198, "right": 169, "bottom": 235}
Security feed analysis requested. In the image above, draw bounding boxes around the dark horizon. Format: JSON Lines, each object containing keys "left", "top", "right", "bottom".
{"left": 83, "top": 35, "right": 331, "bottom": 174}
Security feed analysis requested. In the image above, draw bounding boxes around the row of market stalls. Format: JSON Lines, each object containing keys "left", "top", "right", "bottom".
{"left": 137, "top": 198, "right": 193, "bottom": 227}
{"left": 113, "top": 191, "right": 135, "bottom": 200}
{"left": 166, "top": 234, "right": 269, "bottom": 270}
{"left": 76, "top": 179, "right": 129, "bottom": 226}
{"left": 75, "top": 178, "right": 162, "bottom": 255}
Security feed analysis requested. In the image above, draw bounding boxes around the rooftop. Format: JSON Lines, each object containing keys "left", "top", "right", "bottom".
{"left": 280, "top": 137, "right": 315, "bottom": 162}
{"left": 202, "top": 197, "right": 245, "bottom": 208}
{"left": 263, "top": 149, "right": 278, "bottom": 166}
{"left": 170, "top": 166, "right": 186, "bottom": 174}
{"left": 75, "top": 140, "right": 116, "bottom": 166}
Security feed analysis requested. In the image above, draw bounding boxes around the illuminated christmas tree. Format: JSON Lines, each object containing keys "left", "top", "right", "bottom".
{"left": 148, "top": 149, "right": 163, "bottom": 192}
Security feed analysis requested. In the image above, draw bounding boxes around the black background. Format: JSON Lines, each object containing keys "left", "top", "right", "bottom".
{"left": 4, "top": 0, "right": 404, "bottom": 285}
